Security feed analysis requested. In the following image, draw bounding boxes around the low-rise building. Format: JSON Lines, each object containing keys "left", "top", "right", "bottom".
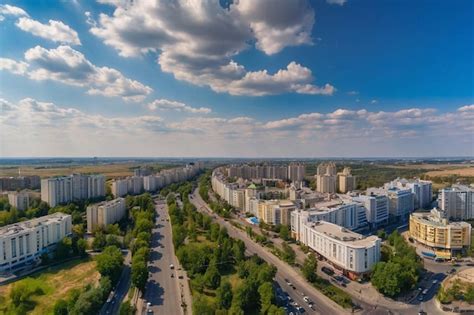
{"left": 300, "top": 220, "right": 381, "bottom": 279}
{"left": 86, "top": 198, "right": 126, "bottom": 233}
{"left": 0, "top": 213, "right": 72, "bottom": 272}
{"left": 409, "top": 208, "right": 471, "bottom": 258}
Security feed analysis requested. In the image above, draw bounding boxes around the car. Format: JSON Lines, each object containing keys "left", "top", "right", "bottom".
{"left": 418, "top": 295, "right": 424, "bottom": 301}
{"left": 417, "top": 287, "right": 423, "bottom": 291}
{"left": 178, "top": 275, "right": 184, "bottom": 279}
{"left": 170, "top": 264, "right": 175, "bottom": 269}
{"left": 147, "top": 308, "right": 153, "bottom": 313}
{"left": 147, "top": 302, "right": 151, "bottom": 307}
{"left": 432, "top": 280, "right": 438, "bottom": 285}
{"left": 322, "top": 266, "right": 334, "bottom": 276}
{"left": 171, "top": 273, "right": 174, "bottom": 278}
{"left": 303, "top": 296, "right": 310, "bottom": 303}
{"left": 422, "top": 289, "right": 428, "bottom": 295}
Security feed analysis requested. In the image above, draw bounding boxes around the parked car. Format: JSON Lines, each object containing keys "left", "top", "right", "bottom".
{"left": 322, "top": 266, "right": 334, "bottom": 275}
{"left": 170, "top": 264, "right": 175, "bottom": 269}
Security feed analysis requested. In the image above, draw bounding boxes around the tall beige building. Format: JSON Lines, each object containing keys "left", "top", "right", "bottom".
{"left": 86, "top": 198, "right": 126, "bottom": 233}
{"left": 315, "top": 162, "right": 337, "bottom": 193}
{"left": 338, "top": 167, "right": 357, "bottom": 193}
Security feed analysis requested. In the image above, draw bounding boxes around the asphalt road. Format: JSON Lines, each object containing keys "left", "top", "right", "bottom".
{"left": 190, "top": 188, "right": 348, "bottom": 315}
{"left": 142, "top": 200, "right": 183, "bottom": 315}
{"left": 100, "top": 250, "right": 131, "bottom": 315}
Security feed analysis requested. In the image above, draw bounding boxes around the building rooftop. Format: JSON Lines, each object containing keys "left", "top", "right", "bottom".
{"left": 411, "top": 209, "right": 471, "bottom": 228}
{"left": 307, "top": 220, "right": 379, "bottom": 247}
{"left": 0, "top": 212, "right": 70, "bottom": 237}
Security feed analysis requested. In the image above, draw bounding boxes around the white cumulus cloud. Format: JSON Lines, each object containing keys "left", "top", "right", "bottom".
{"left": 16, "top": 17, "right": 81, "bottom": 45}
{"left": 148, "top": 99, "right": 211, "bottom": 114}
{"left": 90, "top": 0, "right": 334, "bottom": 97}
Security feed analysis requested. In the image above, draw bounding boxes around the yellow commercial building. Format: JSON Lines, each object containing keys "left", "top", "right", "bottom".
{"left": 409, "top": 209, "right": 471, "bottom": 257}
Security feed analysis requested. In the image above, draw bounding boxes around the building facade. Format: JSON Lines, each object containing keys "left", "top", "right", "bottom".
{"left": 0, "top": 213, "right": 72, "bottom": 272}
{"left": 439, "top": 185, "right": 474, "bottom": 220}
{"left": 86, "top": 198, "right": 126, "bottom": 233}
{"left": 353, "top": 194, "right": 389, "bottom": 229}
{"left": 409, "top": 208, "right": 471, "bottom": 258}
{"left": 300, "top": 220, "right": 380, "bottom": 279}
{"left": 338, "top": 167, "right": 357, "bottom": 193}
{"left": 8, "top": 191, "right": 30, "bottom": 211}
{"left": 41, "top": 174, "right": 106, "bottom": 207}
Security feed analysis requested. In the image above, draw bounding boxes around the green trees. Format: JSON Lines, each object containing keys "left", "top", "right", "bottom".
{"left": 131, "top": 260, "right": 148, "bottom": 291}
{"left": 281, "top": 242, "right": 296, "bottom": 265}
{"left": 55, "top": 237, "right": 72, "bottom": 260}
{"left": 69, "top": 277, "right": 112, "bottom": 315}
{"left": 95, "top": 246, "right": 124, "bottom": 285}
{"left": 119, "top": 301, "right": 136, "bottom": 315}
{"left": 216, "top": 281, "right": 233, "bottom": 309}
{"left": 92, "top": 231, "right": 107, "bottom": 251}
{"left": 371, "top": 231, "right": 422, "bottom": 297}
{"left": 302, "top": 253, "right": 318, "bottom": 283}
{"left": 53, "top": 299, "right": 68, "bottom": 315}
{"left": 258, "top": 282, "right": 274, "bottom": 314}
{"left": 204, "top": 264, "right": 221, "bottom": 290}
{"left": 278, "top": 225, "right": 290, "bottom": 241}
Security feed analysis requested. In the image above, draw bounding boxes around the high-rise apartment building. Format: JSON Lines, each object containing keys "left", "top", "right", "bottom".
{"left": 41, "top": 175, "right": 105, "bottom": 207}
{"left": 8, "top": 191, "right": 30, "bottom": 211}
{"left": 288, "top": 163, "right": 305, "bottom": 182}
{"left": 338, "top": 167, "right": 357, "bottom": 193}
{"left": 315, "top": 162, "right": 337, "bottom": 194}
{"left": 86, "top": 198, "right": 126, "bottom": 233}
{"left": 353, "top": 194, "right": 389, "bottom": 228}
{"left": 439, "top": 185, "right": 474, "bottom": 220}
{"left": 385, "top": 178, "right": 432, "bottom": 209}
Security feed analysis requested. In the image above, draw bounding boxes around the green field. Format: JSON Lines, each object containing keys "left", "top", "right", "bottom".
{"left": 0, "top": 258, "right": 99, "bottom": 315}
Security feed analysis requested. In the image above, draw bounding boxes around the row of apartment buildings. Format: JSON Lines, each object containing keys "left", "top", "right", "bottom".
{"left": 0, "top": 175, "right": 41, "bottom": 191}
{"left": 111, "top": 163, "right": 203, "bottom": 198}
{"left": 315, "top": 163, "right": 357, "bottom": 194}
{"left": 41, "top": 174, "right": 106, "bottom": 207}
{"left": 0, "top": 213, "right": 72, "bottom": 272}
{"left": 227, "top": 163, "right": 306, "bottom": 182}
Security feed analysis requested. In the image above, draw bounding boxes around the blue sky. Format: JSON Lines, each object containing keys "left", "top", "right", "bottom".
{"left": 0, "top": 0, "right": 472, "bottom": 157}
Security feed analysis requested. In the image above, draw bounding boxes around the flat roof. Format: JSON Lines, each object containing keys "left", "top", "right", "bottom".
{"left": 0, "top": 212, "right": 70, "bottom": 237}
{"left": 307, "top": 221, "right": 379, "bottom": 247}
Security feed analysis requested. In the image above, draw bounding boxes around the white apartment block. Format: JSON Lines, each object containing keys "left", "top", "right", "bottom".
{"left": 288, "top": 163, "right": 306, "bottom": 182}
{"left": 368, "top": 185, "right": 414, "bottom": 221}
{"left": 8, "top": 191, "right": 30, "bottom": 211}
{"left": 86, "top": 198, "right": 126, "bottom": 233}
{"left": 0, "top": 213, "right": 72, "bottom": 272}
{"left": 353, "top": 194, "right": 389, "bottom": 228}
{"left": 41, "top": 175, "right": 105, "bottom": 207}
{"left": 111, "top": 179, "right": 129, "bottom": 198}
{"left": 291, "top": 202, "right": 368, "bottom": 240}
{"left": 385, "top": 178, "right": 432, "bottom": 209}
{"left": 439, "top": 185, "right": 474, "bottom": 220}
{"left": 41, "top": 177, "right": 73, "bottom": 207}
{"left": 300, "top": 220, "right": 380, "bottom": 278}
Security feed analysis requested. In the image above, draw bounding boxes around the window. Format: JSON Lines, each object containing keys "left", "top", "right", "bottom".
{"left": 11, "top": 238, "right": 17, "bottom": 258}
{"left": 26, "top": 234, "right": 30, "bottom": 254}
{"left": 19, "top": 236, "right": 24, "bottom": 256}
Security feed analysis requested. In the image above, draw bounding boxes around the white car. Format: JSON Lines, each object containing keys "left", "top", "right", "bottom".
{"left": 303, "top": 296, "right": 310, "bottom": 303}
{"left": 147, "top": 302, "right": 151, "bottom": 307}
{"left": 170, "top": 264, "right": 175, "bottom": 269}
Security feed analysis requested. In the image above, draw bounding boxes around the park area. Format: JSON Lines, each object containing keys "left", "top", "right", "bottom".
{"left": 0, "top": 258, "right": 99, "bottom": 315}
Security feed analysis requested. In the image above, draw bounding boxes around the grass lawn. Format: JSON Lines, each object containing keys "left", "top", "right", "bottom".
{"left": 0, "top": 258, "right": 99, "bottom": 315}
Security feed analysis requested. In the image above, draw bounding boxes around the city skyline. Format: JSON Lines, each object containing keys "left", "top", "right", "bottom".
{"left": 0, "top": 0, "right": 473, "bottom": 157}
